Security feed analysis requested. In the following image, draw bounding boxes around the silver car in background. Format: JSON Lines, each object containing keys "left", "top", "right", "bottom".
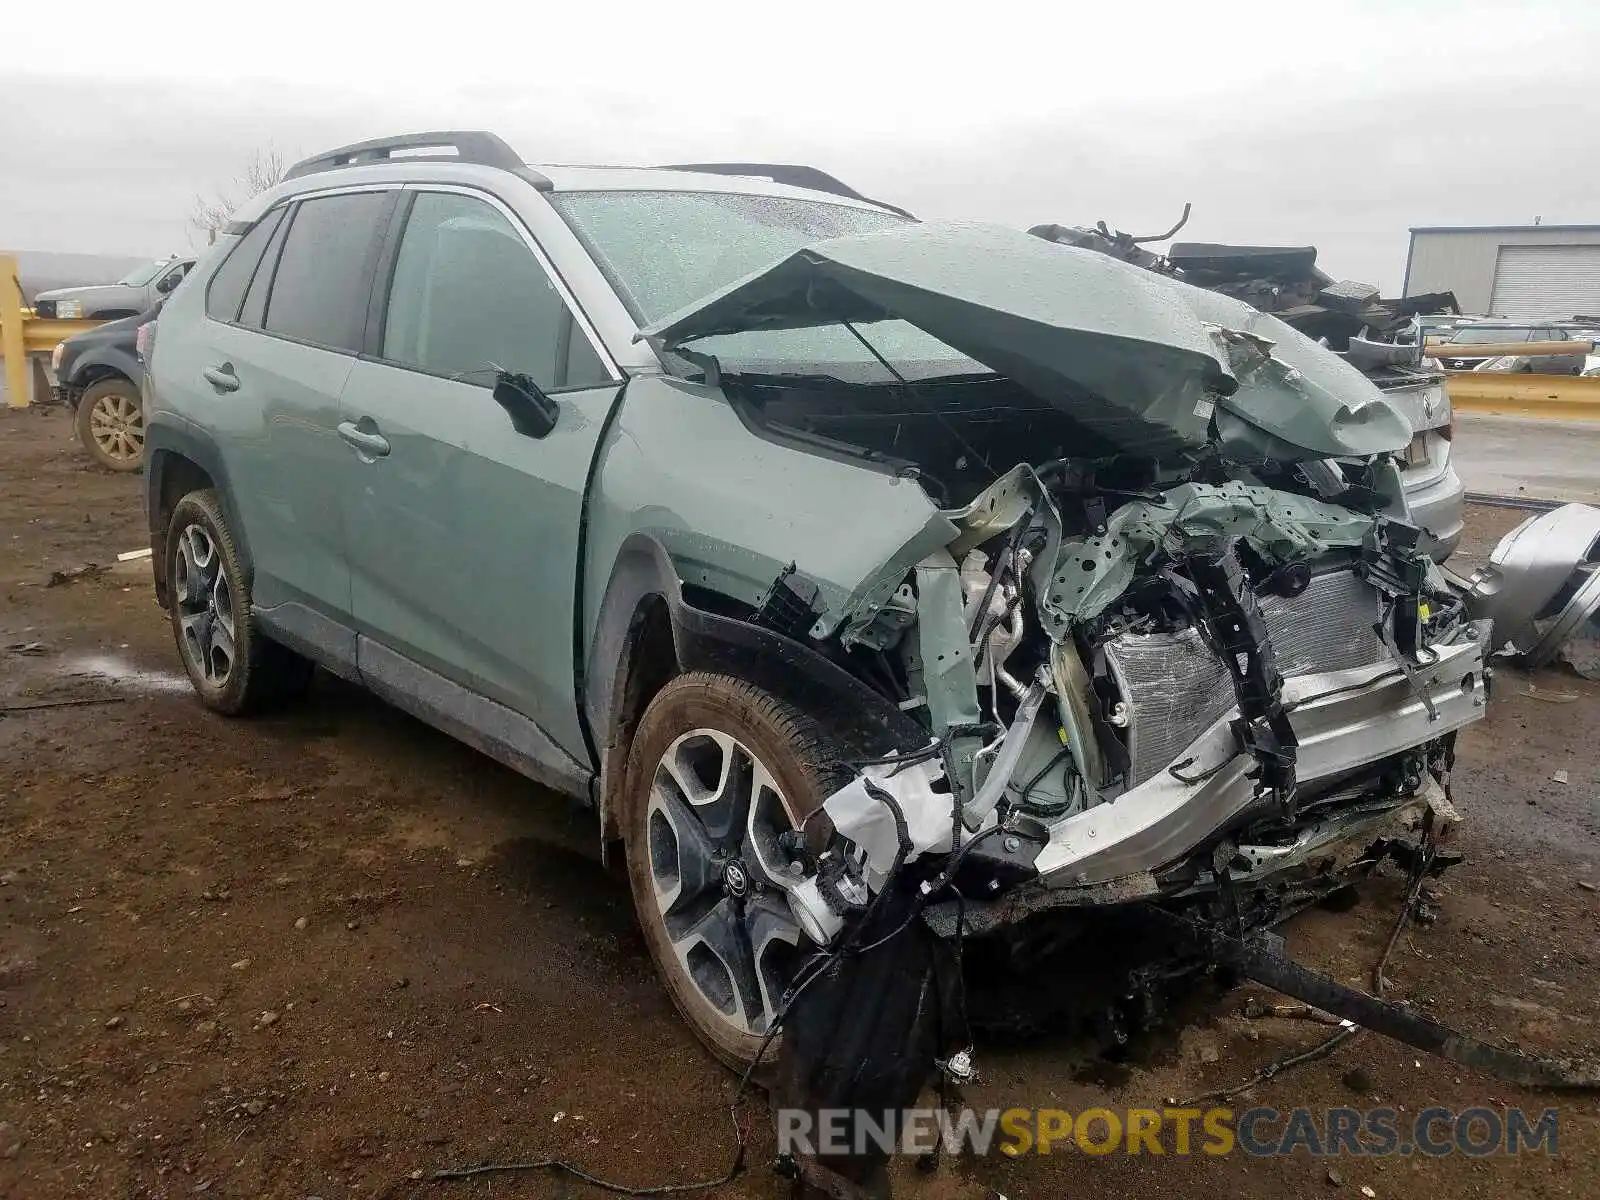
{"left": 1362, "top": 358, "right": 1462, "bottom": 560}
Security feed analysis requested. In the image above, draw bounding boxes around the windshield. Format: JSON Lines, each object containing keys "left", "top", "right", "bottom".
{"left": 552, "top": 190, "right": 907, "bottom": 321}
{"left": 551, "top": 189, "right": 989, "bottom": 379}
{"left": 116, "top": 260, "right": 170, "bottom": 287}
{"left": 1450, "top": 326, "right": 1533, "bottom": 344}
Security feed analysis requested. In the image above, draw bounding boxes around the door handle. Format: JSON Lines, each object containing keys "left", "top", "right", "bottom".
{"left": 337, "top": 420, "right": 391, "bottom": 459}
{"left": 202, "top": 364, "right": 240, "bottom": 393}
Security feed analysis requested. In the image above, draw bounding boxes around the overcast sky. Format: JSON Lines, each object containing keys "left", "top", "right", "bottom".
{"left": 3, "top": 0, "right": 1591, "bottom": 292}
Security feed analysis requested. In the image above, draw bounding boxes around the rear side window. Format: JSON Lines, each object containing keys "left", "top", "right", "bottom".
{"left": 263, "top": 192, "right": 392, "bottom": 353}
{"left": 204, "top": 207, "right": 287, "bottom": 322}
{"left": 379, "top": 191, "right": 610, "bottom": 390}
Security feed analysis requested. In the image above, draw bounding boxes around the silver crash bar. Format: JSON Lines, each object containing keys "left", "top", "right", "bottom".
{"left": 1032, "top": 630, "right": 1489, "bottom": 887}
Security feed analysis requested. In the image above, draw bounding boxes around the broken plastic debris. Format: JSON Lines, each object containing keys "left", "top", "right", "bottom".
{"left": 1552, "top": 769, "right": 1570, "bottom": 784}
{"left": 1525, "top": 683, "right": 1579, "bottom": 704}
{"left": 820, "top": 754, "right": 959, "bottom": 889}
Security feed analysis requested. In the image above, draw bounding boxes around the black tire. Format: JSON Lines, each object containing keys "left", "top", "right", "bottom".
{"left": 74, "top": 378, "right": 144, "bottom": 472}
{"left": 622, "top": 673, "right": 849, "bottom": 1072}
{"left": 165, "top": 488, "right": 313, "bottom": 715}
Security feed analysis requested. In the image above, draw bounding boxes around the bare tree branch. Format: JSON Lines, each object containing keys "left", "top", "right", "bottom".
{"left": 188, "top": 147, "right": 288, "bottom": 244}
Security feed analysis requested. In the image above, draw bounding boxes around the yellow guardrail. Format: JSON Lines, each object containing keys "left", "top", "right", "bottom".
{"left": 1445, "top": 371, "right": 1600, "bottom": 420}
{"left": 21, "top": 315, "right": 111, "bottom": 353}
{"left": 2, "top": 253, "right": 110, "bottom": 408}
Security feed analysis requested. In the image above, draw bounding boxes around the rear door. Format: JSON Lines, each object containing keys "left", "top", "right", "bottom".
{"left": 198, "top": 189, "right": 396, "bottom": 651}
{"left": 337, "top": 186, "right": 622, "bottom": 763}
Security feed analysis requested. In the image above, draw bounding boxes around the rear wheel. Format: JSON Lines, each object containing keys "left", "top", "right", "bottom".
{"left": 75, "top": 378, "right": 144, "bottom": 472}
{"left": 622, "top": 673, "right": 848, "bottom": 1070}
{"left": 165, "top": 488, "right": 313, "bottom": 715}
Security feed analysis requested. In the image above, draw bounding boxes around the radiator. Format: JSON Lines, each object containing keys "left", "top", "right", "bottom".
{"left": 1103, "top": 570, "right": 1391, "bottom": 786}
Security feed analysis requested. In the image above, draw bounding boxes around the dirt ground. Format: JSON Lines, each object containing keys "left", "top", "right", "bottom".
{"left": 2, "top": 405, "right": 1598, "bottom": 1199}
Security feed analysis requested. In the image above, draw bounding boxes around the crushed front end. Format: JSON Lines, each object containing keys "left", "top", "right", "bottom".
{"left": 642, "top": 222, "right": 1487, "bottom": 961}
{"left": 762, "top": 457, "right": 1488, "bottom": 1197}
{"left": 806, "top": 468, "right": 1486, "bottom": 950}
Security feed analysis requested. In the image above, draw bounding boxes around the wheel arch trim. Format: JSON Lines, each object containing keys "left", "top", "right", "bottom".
{"left": 144, "top": 415, "right": 248, "bottom": 609}
{"left": 585, "top": 532, "right": 926, "bottom": 844}
{"left": 67, "top": 350, "right": 141, "bottom": 396}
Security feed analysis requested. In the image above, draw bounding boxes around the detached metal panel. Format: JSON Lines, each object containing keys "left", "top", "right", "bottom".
{"left": 1489, "top": 245, "right": 1600, "bottom": 320}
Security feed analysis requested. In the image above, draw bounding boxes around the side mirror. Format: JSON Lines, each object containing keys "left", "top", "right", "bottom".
{"left": 492, "top": 372, "right": 559, "bottom": 439}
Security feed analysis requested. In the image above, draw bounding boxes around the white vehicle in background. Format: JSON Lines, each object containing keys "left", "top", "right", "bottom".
{"left": 1437, "top": 321, "right": 1585, "bottom": 375}
{"left": 32, "top": 257, "right": 194, "bottom": 320}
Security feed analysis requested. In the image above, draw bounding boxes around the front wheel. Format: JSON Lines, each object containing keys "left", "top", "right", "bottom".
{"left": 622, "top": 674, "right": 848, "bottom": 1071}
{"left": 75, "top": 378, "right": 144, "bottom": 472}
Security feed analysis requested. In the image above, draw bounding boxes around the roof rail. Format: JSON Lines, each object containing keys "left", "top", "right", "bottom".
{"left": 285, "top": 131, "right": 550, "bottom": 186}
{"left": 661, "top": 162, "right": 915, "bottom": 220}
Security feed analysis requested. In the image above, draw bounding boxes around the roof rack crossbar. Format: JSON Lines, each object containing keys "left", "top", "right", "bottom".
{"left": 660, "top": 162, "right": 915, "bottom": 220}
{"left": 285, "top": 131, "right": 533, "bottom": 181}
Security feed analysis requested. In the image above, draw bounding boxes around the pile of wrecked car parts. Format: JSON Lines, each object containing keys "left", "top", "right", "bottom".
{"left": 1027, "top": 208, "right": 1460, "bottom": 354}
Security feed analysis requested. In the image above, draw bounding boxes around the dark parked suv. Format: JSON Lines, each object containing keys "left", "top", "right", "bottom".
{"left": 52, "top": 304, "right": 161, "bottom": 470}
{"left": 142, "top": 131, "right": 1486, "bottom": 1071}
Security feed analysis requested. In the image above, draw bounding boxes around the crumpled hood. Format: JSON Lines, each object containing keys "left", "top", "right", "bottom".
{"left": 642, "top": 222, "right": 1410, "bottom": 460}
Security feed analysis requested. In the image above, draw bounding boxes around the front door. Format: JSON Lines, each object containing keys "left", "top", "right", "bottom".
{"left": 337, "top": 187, "right": 622, "bottom": 764}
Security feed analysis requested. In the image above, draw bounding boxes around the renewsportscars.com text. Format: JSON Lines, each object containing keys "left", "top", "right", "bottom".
{"left": 776, "top": 1105, "right": 1560, "bottom": 1158}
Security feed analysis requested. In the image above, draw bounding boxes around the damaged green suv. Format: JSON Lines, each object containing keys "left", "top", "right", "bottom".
{"left": 143, "top": 132, "right": 1488, "bottom": 1070}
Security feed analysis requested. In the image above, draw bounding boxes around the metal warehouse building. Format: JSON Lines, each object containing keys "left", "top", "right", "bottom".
{"left": 1402, "top": 224, "right": 1600, "bottom": 319}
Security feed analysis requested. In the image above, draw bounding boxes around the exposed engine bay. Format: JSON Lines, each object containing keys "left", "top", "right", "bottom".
{"left": 747, "top": 408, "right": 1486, "bottom": 936}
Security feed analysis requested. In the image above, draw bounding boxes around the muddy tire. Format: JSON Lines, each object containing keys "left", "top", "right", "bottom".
{"left": 622, "top": 673, "right": 850, "bottom": 1072}
{"left": 165, "top": 488, "right": 313, "bottom": 715}
{"left": 75, "top": 377, "right": 145, "bottom": 472}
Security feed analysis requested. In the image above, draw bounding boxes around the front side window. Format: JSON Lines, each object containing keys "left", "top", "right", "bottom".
{"left": 263, "top": 191, "right": 393, "bottom": 353}
{"left": 118, "top": 260, "right": 168, "bottom": 287}
{"left": 380, "top": 191, "right": 609, "bottom": 390}
{"left": 204, "top": 208, "right": 287, "bottom": 323}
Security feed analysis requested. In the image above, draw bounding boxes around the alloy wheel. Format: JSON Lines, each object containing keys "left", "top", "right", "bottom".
{"left": 87, "top": 391, "right": 144, "bottom": 464}
{"left": 645, "top": 728, "right": 810, "bottom": 1038}
{"left": 173, "top": 524, "right": 236, "bottom": 685}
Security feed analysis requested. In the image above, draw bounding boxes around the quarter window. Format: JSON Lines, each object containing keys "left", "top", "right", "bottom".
{"left": 263, "top": 191, "right": 392, "bottom": 353}
{"left": 380, "top": 191, "right": 609, "bottom": 390}
{"left": 239, "top": 209, "right": 293, "bottom": 330}
{"left": 204, "top": 207, "right": 286, "bottom": 323}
